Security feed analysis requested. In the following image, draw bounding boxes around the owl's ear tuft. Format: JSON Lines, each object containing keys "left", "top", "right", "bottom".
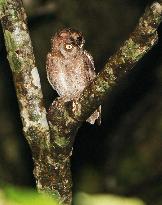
{"left": 78, "top": 36, "right": 85, "bottom": 48}
{"left": 77, "top": 36, "right": 83, "bottom": 44}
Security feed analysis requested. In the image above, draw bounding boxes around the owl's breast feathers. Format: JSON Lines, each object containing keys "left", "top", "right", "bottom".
{"left": 46, "top": 51, "right": 96, "bottom": 98}
{"left": 46, "top": 48, "right": 101, "bottom": 125}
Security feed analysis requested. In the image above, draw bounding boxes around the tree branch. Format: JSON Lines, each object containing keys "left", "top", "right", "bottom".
{"left": 48, "top": 2, "right": 162, "bottom": 145}
{"left": 0, "top": 0, "right": 72, "bottom": 204}
{"left": 0, "top": 0, "right": 50, "bottom": 155}
{"left": 1, "top": 1, "right": 162, "bottom": 205}
{"left": 73, "top": 1, "right": 162, "bottom": 121}
{"left": 0, "top": 0, "right": 54, "bottom": 200}
{"left": 47, "top": 3, "right": 162, "bottom": 203}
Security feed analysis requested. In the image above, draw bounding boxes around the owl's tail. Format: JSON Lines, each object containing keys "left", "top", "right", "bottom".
{"left": 86, "top": 106, "right": 101, "bottom": 125}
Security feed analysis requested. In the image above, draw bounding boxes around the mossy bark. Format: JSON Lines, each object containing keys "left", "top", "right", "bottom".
{"left": 1, "top": 1, "right": 162, "bottom": 205}
{"left": 48, "top": 2, "right": 162, "bottom": 132}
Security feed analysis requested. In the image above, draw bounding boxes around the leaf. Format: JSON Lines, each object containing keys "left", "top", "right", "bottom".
{"left": 2, "top": 186, "right": 59, "bottom": 205}
{"left": 74, "top": 192, "right": 146, "bottom": 205}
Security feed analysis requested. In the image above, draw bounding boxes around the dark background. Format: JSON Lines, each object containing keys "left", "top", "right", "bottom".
{"left": 0, "top": 0, "right": 162, "bottom": 205}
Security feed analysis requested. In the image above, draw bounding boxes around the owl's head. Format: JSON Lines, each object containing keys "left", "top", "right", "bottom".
{"left": 51, "top": 28, "right": 85, "bottom": 57}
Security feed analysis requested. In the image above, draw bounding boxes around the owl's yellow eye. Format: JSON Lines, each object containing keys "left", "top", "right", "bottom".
{"left": 65, "top": 44, "right": 73, "bottom": 50}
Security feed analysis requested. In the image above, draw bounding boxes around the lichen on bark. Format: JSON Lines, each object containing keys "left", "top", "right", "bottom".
{"left": 0, "top": 0, "right": 52, "bottom": 199}
{"left": 69, "top": 1, "right": 162, "bottom": 122}
{"left": 1, "top": 1, "right": 162, "bottom": 205}
{"left": 0, "top": 0, "right": 50, "bottom": 150}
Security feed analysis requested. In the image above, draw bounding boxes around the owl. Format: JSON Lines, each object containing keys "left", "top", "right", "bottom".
{"left": 46, "top": 28, "right": 101, "bottom": 124}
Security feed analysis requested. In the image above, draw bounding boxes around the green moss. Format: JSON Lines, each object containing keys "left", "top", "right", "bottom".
{"left": 0, "top": 0, "right": 6, "bottom": 5}
{"left": 30, "top": 113, "right": 41, "bottom": 122}
{"left": 4, "top": 30, "right": 17, "bottom": 52}
{"left": 95, "top": 79, "right": 110, "bottom": 93}
{"left": 55, "top": 135, "right": 69, "bottom": 147}
{"left": 0, "top": 0, "right": 7, "bottom": 17}
{"left": 4, "top": 30, "right": 22, "bottom": 72}
{"left": 8, "top": 51, "right": 22, "bottom": 72}
{"left": 121, "top": 38, "right": 144, "bottom": 62}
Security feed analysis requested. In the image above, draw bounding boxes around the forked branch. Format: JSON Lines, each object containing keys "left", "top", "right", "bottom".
{"left": 0, "top": 1, "right": 162, "bottom": 205}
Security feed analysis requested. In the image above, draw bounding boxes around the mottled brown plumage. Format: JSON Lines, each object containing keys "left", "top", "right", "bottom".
{"left": 46, "top": 28, "right": 101, "bottom": 124}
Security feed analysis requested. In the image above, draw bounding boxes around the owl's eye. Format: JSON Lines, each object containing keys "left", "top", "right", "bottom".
{"left": 65, "top": 44, "right": 73, "bottom": 50}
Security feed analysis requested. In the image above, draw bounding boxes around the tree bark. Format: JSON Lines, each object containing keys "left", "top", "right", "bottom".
{"left": 1, "top": 1, "right": 162, "bottom": 205}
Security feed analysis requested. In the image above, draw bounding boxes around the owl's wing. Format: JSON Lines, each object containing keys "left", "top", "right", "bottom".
{"left": 46, "top": 53, "right": 61, "bottom": 94}
{"left": 83, "top": 50, "right": 96, "bottom": 81}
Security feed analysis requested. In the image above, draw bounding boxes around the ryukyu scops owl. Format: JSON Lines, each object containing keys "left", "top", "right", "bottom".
{"left": 46, "top": 28, "right": 101, "bottom": 124}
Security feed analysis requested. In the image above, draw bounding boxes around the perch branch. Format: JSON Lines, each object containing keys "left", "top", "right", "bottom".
{"left": 49, "top": 1, "right": 162, "bottom": 140}
{"left": 48, "top": 2, "right": 162, "bottom": 202}
{"left": 73, "top": 2, "right": 162, "bottom": 121}
{"left": 1, "top": 1, "right": 162, "bottom": 205}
